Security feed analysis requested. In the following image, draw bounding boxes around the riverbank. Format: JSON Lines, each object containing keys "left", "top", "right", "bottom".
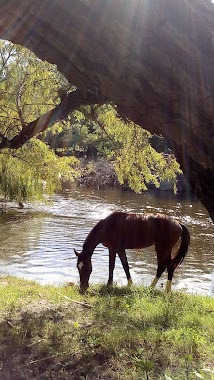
{"left": 73, "top": 158, "right": 189, "bottom": 194}
{"left": 0, "top": 277, "right": 213, "bottom": 380}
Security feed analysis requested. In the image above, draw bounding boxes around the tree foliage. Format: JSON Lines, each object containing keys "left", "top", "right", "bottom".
{"left": 97, "top": 105, "right": 181, "bottom": 193}
{"left": 0, "top": 139, "right": 79, "bottom": 201}
{"left": 53, "top": 104, "right": 181, "bottom": 193}
{"left": 0, "top": 41, "right": 64, "bottom": 137}
{"left": 0, "top": 40, "right": 181, "bottom": 199}
{"left": 0, "top": 41, "right": 78, "bottom": 201}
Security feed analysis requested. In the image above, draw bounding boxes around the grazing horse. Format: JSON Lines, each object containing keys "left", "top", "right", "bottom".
{"left": 74, "top": 211, "right": 190, "bottom": 292}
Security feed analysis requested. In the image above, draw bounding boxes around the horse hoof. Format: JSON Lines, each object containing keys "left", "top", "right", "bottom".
{"left": 107, "top": 282, "right": 113, "bottom": 288}
{"left": 79, "top": 286, "right": 88, "bottom": 294}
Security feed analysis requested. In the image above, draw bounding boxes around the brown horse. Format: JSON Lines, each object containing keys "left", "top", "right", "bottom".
{"left": 74, "top": 211, "right": 190, "bottom": 292}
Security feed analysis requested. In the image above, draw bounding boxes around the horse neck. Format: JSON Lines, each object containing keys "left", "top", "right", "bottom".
{"left": 83, "top": 220, "right": 103, "bottom": 258}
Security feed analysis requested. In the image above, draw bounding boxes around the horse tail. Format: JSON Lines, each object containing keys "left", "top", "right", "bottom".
{"left": 171, "top": 224, "right": 190, "bottom": 270}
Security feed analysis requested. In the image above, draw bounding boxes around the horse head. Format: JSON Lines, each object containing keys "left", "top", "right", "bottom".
{"left": 74, "top": 249, "right": 92, "bottom": 292}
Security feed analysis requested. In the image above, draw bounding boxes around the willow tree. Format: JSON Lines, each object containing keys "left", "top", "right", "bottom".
{"left": 48, "top": 104, "right": 181, "bottom": 193}
{"left": 0, "top": 41, "right": 79, "bottom": 201}
{"left": 75, "top": 105, "right": 181, "bottom": 193}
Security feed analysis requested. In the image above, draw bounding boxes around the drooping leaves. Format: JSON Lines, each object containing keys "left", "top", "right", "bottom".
{"left": 0, "top": 139, "right": 79, "bottom": 201}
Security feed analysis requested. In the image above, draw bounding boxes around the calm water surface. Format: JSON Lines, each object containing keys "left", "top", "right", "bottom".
{"left": 0, "top": 187, "right": 213, "bottom": 296}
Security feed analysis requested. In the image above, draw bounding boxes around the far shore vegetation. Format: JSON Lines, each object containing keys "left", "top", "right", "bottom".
{"left": 0, "top": 277, "right": 213, "bottom": 380}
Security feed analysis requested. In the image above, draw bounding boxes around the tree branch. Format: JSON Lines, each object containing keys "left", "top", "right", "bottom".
{"left": 0, "top": 89, "right": 108, "bottom": 149}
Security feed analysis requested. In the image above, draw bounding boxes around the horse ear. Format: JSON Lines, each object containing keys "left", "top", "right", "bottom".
{"left": 74, "top": 249, "right": 80, "bottom": 257}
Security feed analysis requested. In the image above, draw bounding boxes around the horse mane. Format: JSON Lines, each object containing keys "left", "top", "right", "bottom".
{"left": 82, "top": 219, "right": 104, "bottom": 257}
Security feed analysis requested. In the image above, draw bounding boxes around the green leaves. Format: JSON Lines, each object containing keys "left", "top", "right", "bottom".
{"left": 73, "top": 321, "right": 80, "bottom": 329}
{"left": 135, "top": 357, "right": 154, "bottom": 372}
{"left": 0, "top": 39, "right": 182, "bottom": 199}
{"left": 49, "top": 103, "right": 182, "bottom": 194}
{"left": 0, "top": 139, "right": 79, "bottom": 201}
{"left": 95, "top": 105, "right": 182, "bottom": 193}
{"left": 0, "top": 40, "right": 64, "bottom": 141}
{"left": 0, "top": 40, "right": 80, "bottom": 201}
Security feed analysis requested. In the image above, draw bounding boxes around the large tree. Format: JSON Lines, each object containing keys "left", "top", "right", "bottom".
{"left": 1, "top": 0, "right": 214, "bottom": 219}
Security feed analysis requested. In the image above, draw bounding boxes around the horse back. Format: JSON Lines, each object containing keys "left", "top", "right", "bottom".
{"left": 101, "top": 211, "right": 179, "bottom": 250}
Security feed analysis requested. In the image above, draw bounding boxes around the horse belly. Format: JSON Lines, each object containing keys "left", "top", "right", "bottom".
{"left": 102, "top": 234, "right": 149, "bottom": 250}
{"left": 124, "top": 235, "right": 154, "bottom": 249}
{"left": 102, "top": 215, "right": 155, "bottom": 250}
{"left": 117, "top": 226, "right": 155, "bottom": 250}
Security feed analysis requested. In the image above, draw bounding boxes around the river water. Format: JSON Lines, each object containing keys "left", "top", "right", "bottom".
{"left": 0, "top": 187, "right": 213, "bottom": 296}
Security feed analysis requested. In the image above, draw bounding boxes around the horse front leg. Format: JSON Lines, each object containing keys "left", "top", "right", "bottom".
{"left": 118, "top": 250, "right": 133, "bottom": 285}
{"left": 107, "top": 249, "right": 116, "bottom": 286}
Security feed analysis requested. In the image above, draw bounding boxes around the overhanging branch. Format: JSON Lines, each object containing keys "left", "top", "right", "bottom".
{"left": 0, "top": 89, "right": 107, "bottom": 149}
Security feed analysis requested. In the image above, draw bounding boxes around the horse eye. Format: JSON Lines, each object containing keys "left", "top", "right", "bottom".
{"left": 78, "top": 262, "right": 84, "bottom": 270}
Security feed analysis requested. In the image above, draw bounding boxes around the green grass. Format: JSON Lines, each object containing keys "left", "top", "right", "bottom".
{"left": 0, "top": 277, "right": 213, "bottom": 380}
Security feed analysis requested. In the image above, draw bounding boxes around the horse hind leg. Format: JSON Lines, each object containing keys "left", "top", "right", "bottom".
{"left": 150, "top": 248, "right": 171, "bottom": 289}
{"left": 165, "top": 263, "right": 175, "bottom": 292}
{"left": 165, "top": 231, "right": 183, "bottom": 291}
{"left": 150, "top": 262, "right": 167, "bottom": 289}
{"left": 156, "top": 253, "right": 174, "bottom": 292}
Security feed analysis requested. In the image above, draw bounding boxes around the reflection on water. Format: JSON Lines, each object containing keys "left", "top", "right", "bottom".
{"left": 0, "top": 187, "right": 213, "bottom": 296}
